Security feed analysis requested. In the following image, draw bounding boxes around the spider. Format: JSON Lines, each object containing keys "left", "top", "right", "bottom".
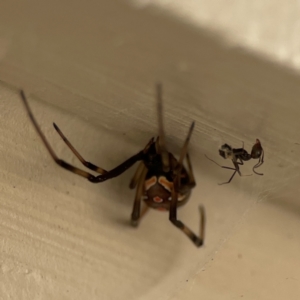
{"left": 20, "top": 84, "right": 205, "bottom": 247}
{"left": 205, "top": 139, "right": 264, "bottom": 185}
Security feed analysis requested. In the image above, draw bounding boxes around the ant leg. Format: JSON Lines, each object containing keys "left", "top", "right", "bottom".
{"left": 235, "top": 158, "right": 253, "bottom": 178}
{"left": 205, "top": 155, "right": 239, "bottom": 185}
{"left": 131, "top": 165, "right": 148, "bottom": 226}
{"left": 206, "top": 155, "right": 251, "bottom": 184}
{"left": 169, "top": 187, "right": 205, "bottom": 247}
{"left": 218, "top": 170, "right": 237, "bottom": 185}
{"left": 205, "top": 155, "right": 236, "bottom": 170}
{"left": 206, "top": 155, "right": 238, "bottom": 171}
{"left": 219, "top": 160, "right": 252, "bottom": 185}
{"left": 21, "top": 90, "right": 145, "bottom": 183}
{"left": 129, "top": 161, "right": 145, "bottom": 189}
{"left": 219, "top": 156, "right": 240, "bottom": 185}
{"left": 233, "top": 160, "right": 242, "bottom": 176}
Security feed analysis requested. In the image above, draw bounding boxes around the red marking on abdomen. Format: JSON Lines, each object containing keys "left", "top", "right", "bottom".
{"left": 153, "top": 196, "right": 163, "bottom": 203}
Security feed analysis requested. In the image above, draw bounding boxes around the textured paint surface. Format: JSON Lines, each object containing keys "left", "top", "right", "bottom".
{"left": 0, "top": 1, "right": 300, "bottom": 299}
{"left": 131, "top": 0, "right": 300, "bottom": 69}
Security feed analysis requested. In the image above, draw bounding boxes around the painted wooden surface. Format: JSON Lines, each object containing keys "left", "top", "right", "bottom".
{"left": 0, "top": 1, "right": 300, "bottom": 299}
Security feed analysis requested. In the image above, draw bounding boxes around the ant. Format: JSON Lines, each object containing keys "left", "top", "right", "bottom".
{"left": 20, "top": 84, "right": 205, "bottom": 247}
{"left": 205, "top": 139, "right": 264, "bottom": 185}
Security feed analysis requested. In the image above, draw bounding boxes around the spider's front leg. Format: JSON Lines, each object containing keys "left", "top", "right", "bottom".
{"left": 21, "top": 89, "right": 147, "bottom": 183}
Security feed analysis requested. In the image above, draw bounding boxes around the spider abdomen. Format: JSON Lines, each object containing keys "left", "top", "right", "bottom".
{"left": 143, "top": 174, "right": 188, "bottom": 210}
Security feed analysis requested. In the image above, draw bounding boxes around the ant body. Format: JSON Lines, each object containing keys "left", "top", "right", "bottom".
{"left": 206, "top": 139, "right": 264, "bottom": 185}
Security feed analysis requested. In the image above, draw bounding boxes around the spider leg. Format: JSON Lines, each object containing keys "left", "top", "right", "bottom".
{"left": 156, "top": 83, "right": 170, "bottom": 172}
{"left": 174, "top": 121, "right": 195, "bottom": 192}
{"left": 172, "top": 152, "right": 195, "bottom": 205}
{"left": 53, "top": 123, "right": 107, "bottom": 174}
{"left": 21, "top": 90, "right": 145, "bottom": 183}
{"left": 131, "top": 165, "right": 148, "bottom": 226}
{"left": 129, "top": 161, "right": 145, "bottom": 189}
{"left": 177, "top": 122, "right": 195, "bottom": 167}
{"left": 185, "top": 152, "right": 196, "bottom": 188}
{"left": 169, "top": 186, "right": 205, "bottom": 247}
{"left": 139, "top": 205, "right": 149, "bottom": 222}
{"left": 168, "top": 121, "right": 204, "bottom": 247}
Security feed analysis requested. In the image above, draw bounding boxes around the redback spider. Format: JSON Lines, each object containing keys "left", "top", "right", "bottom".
{"left": 20, "top": 84, "right": 205, "bottom": 247}
{"left": 205, "top": 140, "right": 264, "bottom": 185}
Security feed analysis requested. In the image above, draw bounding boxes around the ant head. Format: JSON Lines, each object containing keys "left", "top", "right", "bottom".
{"left": 251, "top": 139, "right": 263, "bottom": 159}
